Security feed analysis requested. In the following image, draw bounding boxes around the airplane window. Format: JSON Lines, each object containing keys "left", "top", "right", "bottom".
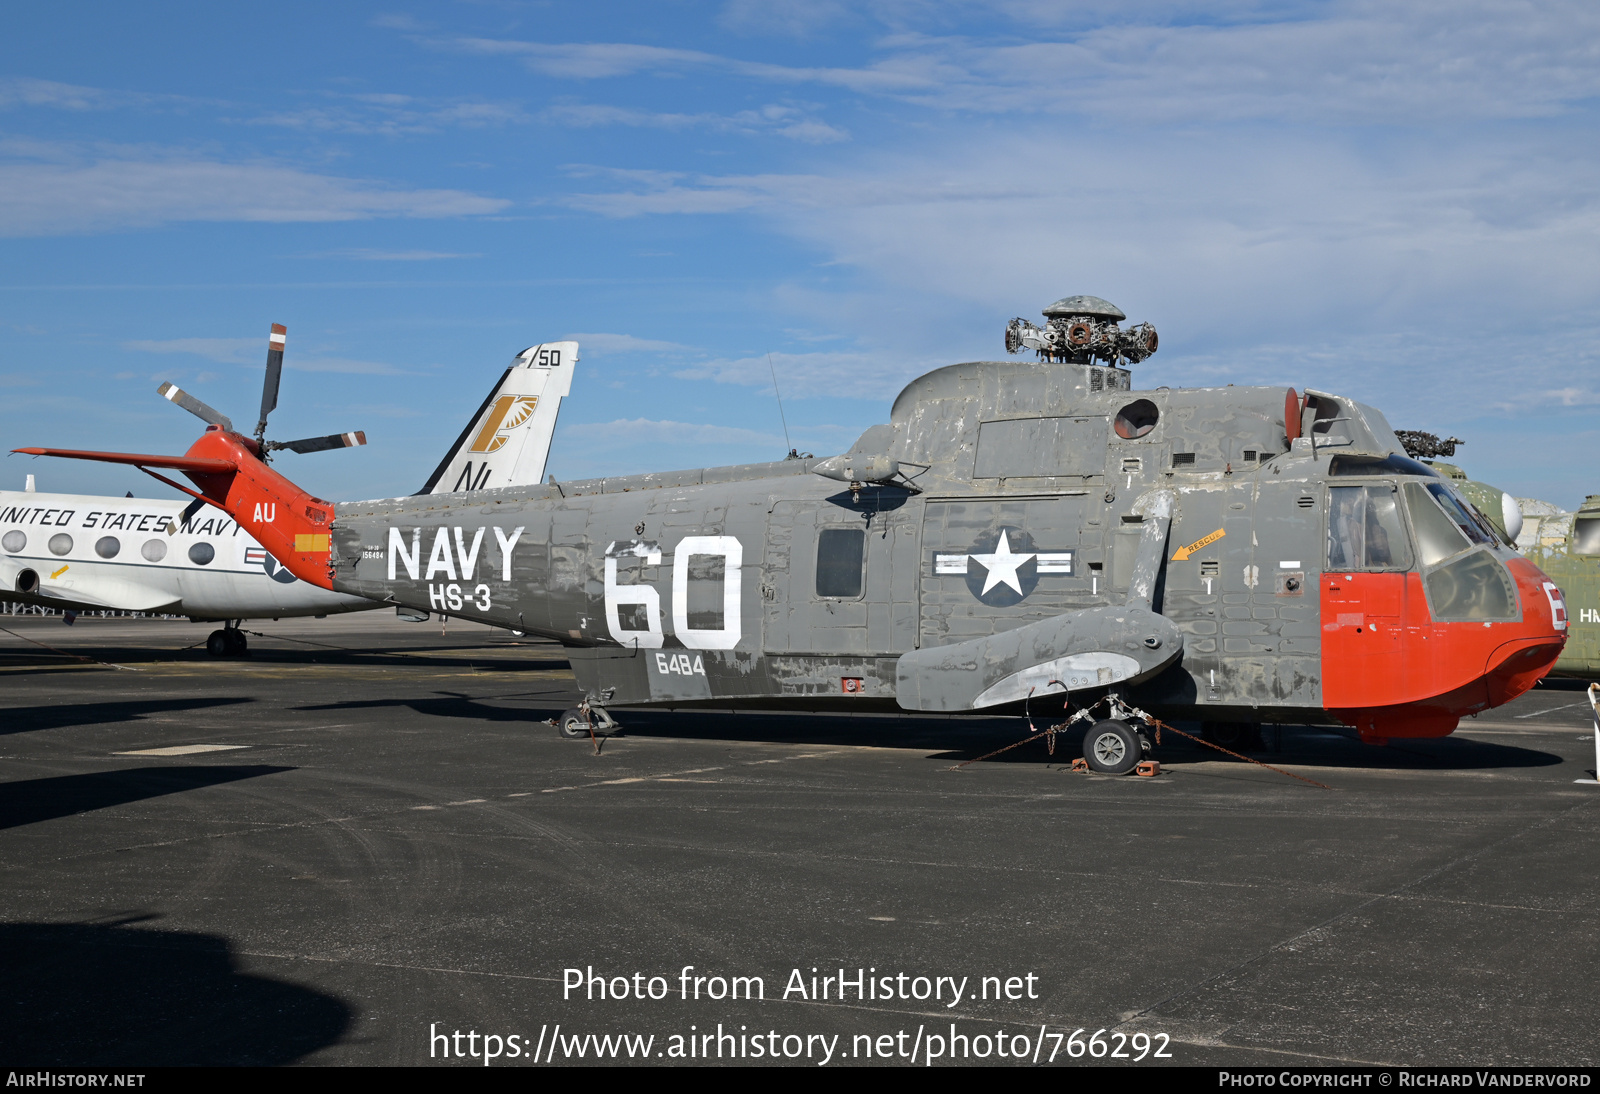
{"left": 188, "top": 542, "right": 215, "bottom": 566}
{"left": 1, "top": 531, "right": 23, "bottom": 553}
{"left": 141, "top": 539, "right": 167, "bottom": 562}
{"left": 1327, "top": 486, "right": 1411, "bottom": 570}
{"left": 48, "top": 533, "right": 72, "bottom": 556}
{"left": 816, "top": 527, "right": 865, "bottom": 598}
{"left": 95, "top": 536, "right": 120, "bottom": 559}
{"left": 1404, "top": 482, "right": 1471, "bottom": 567}
{"left": 1113, "top": 399, "right": 1160, "bottom": 439}
{"left": 1424, "top": 549, "right": 1517, "bottom": 621}
{"left": 1571, "top": 517, "right": 1600, "bottom": 557}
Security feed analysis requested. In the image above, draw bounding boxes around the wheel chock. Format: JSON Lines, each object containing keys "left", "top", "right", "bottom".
{"left": 1135, "top": 760, "right": 1161, "bottom": 777}
{"left": 1070, "top": 758, "right": 1089, "bottom": 772}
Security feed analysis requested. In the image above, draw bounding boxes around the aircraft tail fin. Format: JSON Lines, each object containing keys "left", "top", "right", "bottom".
{"left": 417, "top": 341, "right": 577, "bottom": 495}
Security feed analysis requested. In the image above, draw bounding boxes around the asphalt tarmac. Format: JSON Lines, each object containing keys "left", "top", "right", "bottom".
{"left": 0, "top": 611, "right": 1596, "bottom": 1067}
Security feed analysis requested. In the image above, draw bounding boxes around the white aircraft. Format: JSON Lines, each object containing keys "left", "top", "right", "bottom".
{"left": 2, "top": 330, "right": 577, "bottom": 655}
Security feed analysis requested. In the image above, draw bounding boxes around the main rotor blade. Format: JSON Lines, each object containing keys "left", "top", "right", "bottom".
{"left": 255, "top": 322, "right": 286, "bottom": 439}
{"left": 156, "top": 382, "right": 234, "bottom": 433}
{"left": 275, "top": 431, "right": 367, "bottom": 454}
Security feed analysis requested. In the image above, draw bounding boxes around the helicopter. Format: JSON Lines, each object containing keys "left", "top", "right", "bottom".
{"left": 17, "top": 296, "right": 1570, "bottom": 774}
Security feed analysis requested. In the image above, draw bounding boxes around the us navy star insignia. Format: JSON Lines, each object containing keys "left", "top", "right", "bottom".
{"left": 932, "top": 526, "right": 1075, "bottom": 606}
{"left": 969, "top": 529, "right": 1033, "bottom": 595}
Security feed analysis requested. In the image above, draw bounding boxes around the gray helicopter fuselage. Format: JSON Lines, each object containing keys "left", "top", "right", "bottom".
{"left": 327, "top": 359, "right": 1407, "bottom": 723}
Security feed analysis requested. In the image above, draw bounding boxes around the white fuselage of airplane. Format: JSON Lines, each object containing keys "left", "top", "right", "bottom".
{"left": 0, "top": 489, "right": 372, "bottom": 619}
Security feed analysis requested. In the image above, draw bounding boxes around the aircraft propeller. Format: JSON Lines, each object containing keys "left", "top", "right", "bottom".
{"left": 156, "top": 324, "right": 366, "bottom": 460}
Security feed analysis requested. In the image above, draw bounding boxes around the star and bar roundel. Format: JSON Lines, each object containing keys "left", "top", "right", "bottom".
{"left": 932, "top": 526, "right": 1076, "bottom": 607}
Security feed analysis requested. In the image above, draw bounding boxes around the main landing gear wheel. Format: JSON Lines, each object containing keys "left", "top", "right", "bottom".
{"left": 205, "top": 628, "right": 248, "bottom": 657}
{"left": 557, "top": 709, "right": 592, "bottom": 739}
{"left": 1083, "top": 719, "right": 1145, "bottom": 775}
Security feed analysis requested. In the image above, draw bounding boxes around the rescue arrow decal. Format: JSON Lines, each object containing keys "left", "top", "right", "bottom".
{"left": 1171, "top": 528, "right": 1225, "bottom": 561}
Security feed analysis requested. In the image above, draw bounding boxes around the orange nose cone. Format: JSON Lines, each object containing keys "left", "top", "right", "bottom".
{"left": 1323, "top": 555, "right": 1567, "bottom": 742}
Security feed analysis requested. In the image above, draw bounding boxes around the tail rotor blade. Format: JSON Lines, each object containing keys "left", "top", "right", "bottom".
{"left": 157, "top": 382, "right": 234, "bottom": 432}
{"left": 274, "top": 431, "right": 367, "bottom": 455}
{"left": 255, "top": 322, "right": 285, "bottom": 439}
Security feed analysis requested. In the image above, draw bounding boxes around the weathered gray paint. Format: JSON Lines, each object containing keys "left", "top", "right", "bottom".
{"left": 325, "top": 356, "right": 1414, "bottom": 723}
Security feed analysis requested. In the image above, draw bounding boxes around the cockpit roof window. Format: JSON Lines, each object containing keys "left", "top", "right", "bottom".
{"left": 1328, "top": 454, "right": 1440, "bottom": 478}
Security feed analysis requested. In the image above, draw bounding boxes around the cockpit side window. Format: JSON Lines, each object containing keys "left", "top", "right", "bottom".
{"left": 1327, "top": 485, "right": 1411, "bottom": 571}
{"left": 1425, "top": 483, "right": 1497, "bottom": 548}
{"left": 1404, "top": 482, "right": 1471, "bottom": 566}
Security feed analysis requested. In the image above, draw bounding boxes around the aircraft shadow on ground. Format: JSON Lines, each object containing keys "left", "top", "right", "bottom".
{"left": 0, "top": 765, "right": 293, "bottom": 830}
{"left": 0, "top": 919, "right": 352, "bottom": 1065}
{"left": 293, "top": 693, "right": 1569, "bottom": 774}
{"left": 0, "top": 643, "right": 567, "bottom": 671}
{"left": 0, "top": 696, "right": 252, "bottom": 736}
{"left": 297, "top": 689, "right": 578, "bottom": 723}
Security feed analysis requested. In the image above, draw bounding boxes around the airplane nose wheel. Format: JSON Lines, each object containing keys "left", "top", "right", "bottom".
{"left": 1082, "top": 719, "right": 1148, "bottom": 775}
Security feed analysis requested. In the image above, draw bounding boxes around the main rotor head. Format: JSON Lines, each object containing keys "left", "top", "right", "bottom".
{"left": 1005, "top": 295, "right": 1158, "bottom": 366}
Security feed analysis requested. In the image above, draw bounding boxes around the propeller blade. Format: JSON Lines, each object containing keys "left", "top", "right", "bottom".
{"left": 255, "top": 322, "right": 286, "bottom": 439}
{"left": 275, "top": 431, "right": 367, "bottom": 455}
{"left": 157, "top": 382, "right": 234, "bottom": 433}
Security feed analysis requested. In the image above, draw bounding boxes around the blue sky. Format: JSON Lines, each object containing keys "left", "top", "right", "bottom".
{"left": 1, "top": 1, "right": 1597, "bottom": 505}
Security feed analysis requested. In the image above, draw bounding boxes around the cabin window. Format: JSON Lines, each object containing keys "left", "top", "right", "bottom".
{"left": 48, "top": 534, "right": 72, "bottom": 556}
{"left": 188, "top": 542, "right": 215, "bottom": 566}
{"left": 141, "top": 539, "right": 167, "bottom": 563}
{"left": 1572, "top": 516, "right": 1600, "bottom": 556}
{"left": 95, "top": 536, "right": 120, "bottom": 559}
{"left": 815, "top": 527, "right": 865, "bottom": 598}
{"left": 2, "top": 531, "right": 23, "bottom": 553}
{"left": 1326, "top": 486, "right": 1410, "bottom": 571}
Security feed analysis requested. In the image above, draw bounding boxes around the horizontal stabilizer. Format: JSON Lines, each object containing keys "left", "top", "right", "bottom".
{"left": 11, "top": 447, "right": 237, "bottom": 474}
{"left": 895, "top": 605, "right": 1184, "bottom": 712}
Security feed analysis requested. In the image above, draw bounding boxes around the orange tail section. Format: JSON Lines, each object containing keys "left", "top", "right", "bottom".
{"left": 15, "top": 426, "right": 336, "bottom": 589}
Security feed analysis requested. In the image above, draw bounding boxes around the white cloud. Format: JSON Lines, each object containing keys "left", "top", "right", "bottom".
{"left": 443, "top": 3, "right": 1600, "bottom": 126}
{"left": 562, "top": 418, "right": 784, "bottom": 447}
{"left": 123, "top": 337, "right": 409, "bottom": 374}
{"left": 563, "top": 332, "right": 695, "bottom": 355}
{"left": 246, "top": 94, "right": 530, "bottom": 135}
{"left": 544, "top": 100, "right": 848, "bottom": 142}
{"left": 0, "top": 150, "right": 512, "bottom": 236}
{"left": 675, "top": 349, "right": 931, "bottom": 401}
{"left": 123, "top": 337, "right": 259, "bottom": 365}
{"left": 309, "top": 248, "right": 480, "bottom": 261}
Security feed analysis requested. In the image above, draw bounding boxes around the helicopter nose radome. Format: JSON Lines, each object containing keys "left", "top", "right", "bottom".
{"left": 1324, "top": 556, "right": 1566, "bottom": 743}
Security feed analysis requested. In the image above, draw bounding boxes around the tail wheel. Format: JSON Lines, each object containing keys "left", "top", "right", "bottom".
{"left": 557, "top": 709, "right": 592, "bottom": 740}
{"left": 1083, "top": 719, "right": 1143, "bottom": 775}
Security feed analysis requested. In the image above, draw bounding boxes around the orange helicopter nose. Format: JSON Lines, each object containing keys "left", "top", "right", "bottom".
{"left": 1323, "top": 556, "right": 1567, "bottom": 744}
